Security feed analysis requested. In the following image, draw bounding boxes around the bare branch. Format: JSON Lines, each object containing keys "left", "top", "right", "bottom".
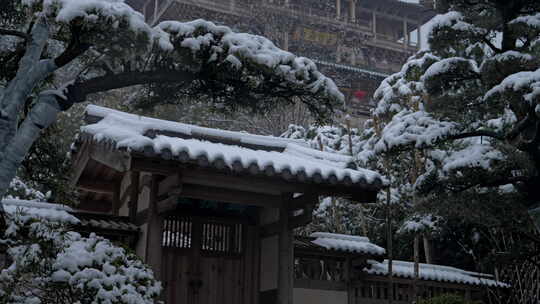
{"left": 449, "top": 130, "right": 505, "bottom": 141}
{"left": 54, "top": 25, "right": 91, "bottom": 68}
{"left": 66, "top": 69, "right": 197, "bottom": 104}
{"left": 482, "top": 37, "right": 502, "bottom": 53}
{"left": 0, "top": 28, "right": 27, "bottom": 39}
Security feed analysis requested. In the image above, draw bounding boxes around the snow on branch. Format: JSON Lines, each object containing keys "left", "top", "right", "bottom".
{"left": 485, "top": 68, "right": 540, "bottom": 108}
{"left": 372, "top": 110, "right": 457, "bottom": 153}
{"left": 155, "top": 19, "right": 344, "bottom": 103}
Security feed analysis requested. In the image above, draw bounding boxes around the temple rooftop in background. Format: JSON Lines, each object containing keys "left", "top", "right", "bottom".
{"left": 127, "top": 0, "right": 436, "bottom": 119}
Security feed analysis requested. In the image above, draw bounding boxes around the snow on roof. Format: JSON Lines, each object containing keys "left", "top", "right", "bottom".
{"left": 1, "top": 199, "right": 79, "bottom": 224}
{"left": 85, "top": 105, "right": 307, "bottom": 150}
{"left": 81, "top": 105, "right": 384, "bottom": 188}
{"left": 366, "top": 259, "right": 508, "bottom": 287}
{"left": 1, "top": 199, "right": 139, "bottom": 232}
{"left": 310, "top": 232, "right": 386, "bottom": 256}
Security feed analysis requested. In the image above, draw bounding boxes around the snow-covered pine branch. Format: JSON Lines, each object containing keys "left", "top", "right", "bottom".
{"left": 0, "top": 205, "right": 161, "bottom": 303}
{"left": 0, "top": 0, "right": 345, "bottom": 204}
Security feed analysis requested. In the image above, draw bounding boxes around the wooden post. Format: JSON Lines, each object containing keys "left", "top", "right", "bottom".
{"left": 403, "top": 19, "right": 408, "bottom": 48}
{"left": 413, "top": 235, "right": 420, "bottom": 302}
{"left": 129, "top": 171, "right": 140, "bottom": 222}
{"left": 349, "top": 0, "right": 356, "bottom": 22}
{"left": 145, "top": 175, "right": 164, "bottom": 280}
{"left": 336, "top": 0, "right": 341, "bottom": 19}
{"left": 372, "top": 12, "right": 377, "bottom": 40}
{"left": 278, "top": 203, "right": 293, "bottom": 304}
{"left": 465, "top": 289, "right": 472, "bottom": 301}
{"left": 153, "top": 0, "right": 158, "bottom": 25}
{"left": 423, "top": 235, "right": 432, "bottom": 264}
{"left": 417, "top": 23, "right": 423, "bottom": 49}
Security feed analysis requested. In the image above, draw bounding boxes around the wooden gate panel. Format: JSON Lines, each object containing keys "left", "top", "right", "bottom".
{"left": 161, "top": 217, "right": 259, "bottom": 304}
{"left": 162, "top": 249, "right": 191, "bottom": 303}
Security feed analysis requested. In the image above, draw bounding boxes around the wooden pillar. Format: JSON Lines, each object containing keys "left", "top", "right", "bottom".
{"left": 277, "top": 204, "right": 293, "bottom": 304}
{"left": 423, "top": 235, "right": 432, "bottom": 264}
{"left": 145, "top": 175, "right": 164, "bottom": 280}
{"left": 129, "top": 171, "right": 140, "bottom": 222}
{"left": 403, "top": 19, "right": 408, "bottom": 48}
{"left": 417, "top": 23, "right": 423, "bottom": 49}
{"left": 465, "top": 289, "right": 472, "bottom": 301}
{"left": 349, "top": 0, "right": 356, "bottom": 22}
{"left": 336, "top": 0, "right": 341, "bottom": 19}
{"left": 413, "top": 235, "right": 420, "bottom": 302}
{"left": 153, "top": 0, "right": 158, "bottom": 25}
{"left": 372, "top": 12, "right": 377, "bottom": 40}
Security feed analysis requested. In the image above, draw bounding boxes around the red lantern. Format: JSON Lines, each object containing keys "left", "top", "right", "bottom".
{"left": 354, "top": 90, "right": 368, "bottom": 100}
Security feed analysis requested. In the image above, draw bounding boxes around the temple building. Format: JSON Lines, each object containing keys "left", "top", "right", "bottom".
{"left": 126, "top": 0, "right": 435, "bottom": 119}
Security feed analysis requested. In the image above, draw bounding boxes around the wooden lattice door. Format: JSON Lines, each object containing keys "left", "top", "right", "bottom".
{"left": 161, "top": 215, "right": 259, "bottom": 304}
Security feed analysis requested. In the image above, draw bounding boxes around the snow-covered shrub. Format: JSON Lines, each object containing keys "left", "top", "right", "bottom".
{"left": 4, "top": 176, "right": 48, "bottom": 201}
{"left": 0, "top": 209, "right": 161, "bottom": 304}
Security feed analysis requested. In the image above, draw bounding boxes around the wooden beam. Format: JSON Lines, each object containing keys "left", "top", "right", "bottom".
{"left": 294, "top": 278, "right": 347, "bottom": 291}
{"left": 132, "top": 158, "right": 380, "bottom": 203}
{"left": 179, "top": 183, "right": 282, "bottom": 208}
{"left": 288, "top": 193, "right": 318, "bottom": 210}
{"left": 89, "top": 144, "right": 131, "bottom": 172}
{"left": 131, "top": 158, "right": 176, "bottom": 175}
{"left": 260, "top": 210, "right": 313, "bottom": 237}
{"left": 156, "top": 195, "right": 179, "bottom": 214}
{"left": 181, "top": 168, "right": 294, "bottom": 195}
{"left": 158, "top": 173, "right": 182, "bottom": 197}
{"left": 357, "top": 275, "right": 482, "bottom": 291}
{"left": 77, "top": 178, "right": 116, "bottom": 194}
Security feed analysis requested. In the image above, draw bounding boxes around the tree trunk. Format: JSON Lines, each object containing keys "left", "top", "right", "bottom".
{"left": 0, "top": 18, "right": 55, "bottom": 158}
{"left": 0, "top": 93, "right": 62, "bottom": 199}
{"left": 423, "top": 235, "right": 432, "bottom": 264}
{"left": 386, "top": 187, "right": 394, "bottom": 304}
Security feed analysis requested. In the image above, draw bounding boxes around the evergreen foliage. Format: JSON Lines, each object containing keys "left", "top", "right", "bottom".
{"left": 0, "top": 209, "right": 161, "bottom": 303}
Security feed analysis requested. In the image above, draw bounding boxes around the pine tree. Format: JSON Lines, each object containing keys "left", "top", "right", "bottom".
{"left": 0, "top": 0, "right": 344, "bottom": 204}
{"left": 360, "top": 0, "right": 540, "bottom": 301}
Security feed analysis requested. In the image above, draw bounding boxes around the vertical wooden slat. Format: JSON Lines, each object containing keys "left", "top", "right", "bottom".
{"left": 164, "top": 218, "right": 169, "bottom": 247}
{"left": 179, "top": 217, "right": 184, "bottom": 248}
